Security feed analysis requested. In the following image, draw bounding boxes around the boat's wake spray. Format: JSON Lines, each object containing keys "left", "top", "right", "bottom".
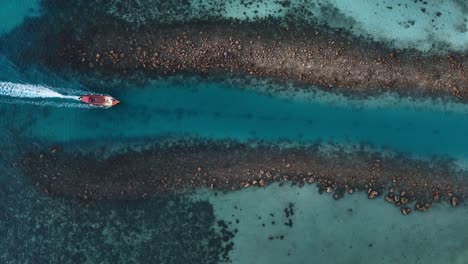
{"left": 0, "top": 81, "right": 80, "bottom": 100}
{"left": 0, "top": 81, "right": 93, "bottom": 108}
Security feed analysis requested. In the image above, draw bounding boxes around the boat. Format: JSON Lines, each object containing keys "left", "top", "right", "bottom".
{"left": 79, "top": 94, "right": 120, "bottom": 108}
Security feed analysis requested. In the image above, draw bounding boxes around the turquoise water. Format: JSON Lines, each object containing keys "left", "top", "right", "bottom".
{"left": 15, "top": 78, "right": 468, "bottom": 163}
{"left": 100, "top": 0, "right": 468, "bottom": 52}
{"left": 200, "top": 184, "right": 468, "bottom": 264}
{"left": 0, "top": 0, "right": 40, "bottom": 35}
{"left": 1, "top": 0, "right": 468, "bottom": 263}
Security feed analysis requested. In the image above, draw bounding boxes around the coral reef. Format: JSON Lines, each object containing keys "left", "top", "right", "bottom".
{"left": 18, "top": 140, "right": 467, "bottom": 214}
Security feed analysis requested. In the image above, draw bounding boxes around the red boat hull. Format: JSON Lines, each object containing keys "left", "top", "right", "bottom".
{"left": 79, "top": 95, "right": 119, "bottom": 108}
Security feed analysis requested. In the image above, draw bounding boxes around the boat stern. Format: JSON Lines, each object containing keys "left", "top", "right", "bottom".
{"left": 79, "top": 95, "right": 91, "bottom": 103}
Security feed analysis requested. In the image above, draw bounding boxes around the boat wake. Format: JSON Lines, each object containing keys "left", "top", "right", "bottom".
{"left": 0, "top": 81, "right": 80, "bottom": 99}
{"left": 0, "top": 81, "right": 92, "bottom": 108}
{"left": 0, "top": 55, "right": 96, "bottom": 108}
{"left": 0, "top": 98, "right": 92, "bottom": 108}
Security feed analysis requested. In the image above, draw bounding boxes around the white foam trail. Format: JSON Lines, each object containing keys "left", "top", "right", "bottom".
{"left": 0, "top": 98, "right": 92, "bottom": 108}
{"left": 61, "top": 95, "right": 81, "bottom": 100}
{"left": 0, "top": 81, "right": 79, "bottom": 100}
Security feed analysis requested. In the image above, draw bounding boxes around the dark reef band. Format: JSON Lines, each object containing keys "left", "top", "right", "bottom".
{"left": 19, "top": 140, "right": 466, "bottom": 214}
{"left": 2, "top": 1, "right": 467, "bottom": 100}
{"left": 49, "top": 21, "right": 468, "bottom": 100}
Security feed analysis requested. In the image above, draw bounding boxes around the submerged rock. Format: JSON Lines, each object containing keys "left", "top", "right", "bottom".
{"left": 368, "top": 189, "right": 378, "bottom": 199}
{"left": 401, "top": 207, "right": 411, "bottom": 215}
{"left": 415, "top": 202, "right": 431, "bottom": 212}
{"left": 385, "top": 194, "right": 395, "bottom": 203}
{"left": 400, "top": 197, "right": 409, "bottom": 205}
